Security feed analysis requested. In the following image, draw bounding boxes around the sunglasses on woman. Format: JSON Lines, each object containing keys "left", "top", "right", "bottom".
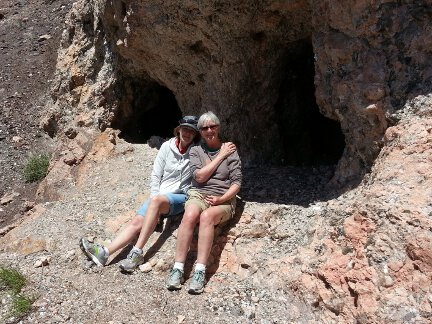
{"left": 200, "top": 125, "right": 219, "bottom": 131}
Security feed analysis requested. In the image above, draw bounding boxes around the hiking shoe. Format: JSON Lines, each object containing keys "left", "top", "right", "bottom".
{"left": 188, "top": 270, "right": 206, "bottom": 295}
{"left": 166, "top": 268, "right": 184, "bottom": 290}
{"left": 118, "top": 250, "right": 144, "bottom": 273}
{"left": 79, "top": 237, "right": 108, "bottom": 266}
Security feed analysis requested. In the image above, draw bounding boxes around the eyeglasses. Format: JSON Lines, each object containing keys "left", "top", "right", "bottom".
{"left": 200, "top": 125, "right": 218, "bottom": 131}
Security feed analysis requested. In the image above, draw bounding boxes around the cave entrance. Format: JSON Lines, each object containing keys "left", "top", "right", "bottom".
{"left": 275, "top": 39, "right": 345, "bottom": 166}
{"left": 113, "top": 80, "right": 182, "bottom": 143}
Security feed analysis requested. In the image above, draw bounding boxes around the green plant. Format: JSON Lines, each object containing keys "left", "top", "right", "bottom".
{"left": 23, "top": 153, "right": 50, "bottom": 182}
{"left": 0, "top": 268, "right": 26, "bottom": 294}
{"left": 11, "top": 294, "right": 33, "bottom": 317}
{"left": 0, "top": 268, "right": 34, "bottom": 319}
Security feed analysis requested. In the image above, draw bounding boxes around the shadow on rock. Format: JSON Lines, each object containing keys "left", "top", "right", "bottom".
{"left": 241, "top": 165, "right": 345, "bottom": 206}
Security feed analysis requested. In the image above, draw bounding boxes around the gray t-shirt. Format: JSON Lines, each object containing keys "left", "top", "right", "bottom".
{"left": 189, "top": 144, "right": 242, "bottom": 196}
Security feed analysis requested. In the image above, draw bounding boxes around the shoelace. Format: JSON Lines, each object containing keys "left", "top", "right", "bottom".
{"left": 128, "top": 251, "right": 141, "bottom": 260}
{"left": 193, "top": 270, "right": 205, "bottom": 283}
{"left": 171, "top": 268, "right": 183, "bottom": 280}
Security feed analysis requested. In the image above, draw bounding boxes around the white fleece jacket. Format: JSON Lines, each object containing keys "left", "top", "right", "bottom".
{"left": 150, "top": 137, "right": 194, "bottom": 197}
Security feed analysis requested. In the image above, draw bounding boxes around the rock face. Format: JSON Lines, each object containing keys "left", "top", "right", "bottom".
{"left": 290, "top": 100, "right": 432, "bottom": 322}
{"left": 312, "top": 1, "right": 432, "bottom": 185}
{"left": 45, "top": 0, "right": 432, "bottom": 185}
{"left": 45, "top": 0, "right": 324, "bottom": 168}
{"left": 4, "top": 0, "right": 429, "bottom": 323}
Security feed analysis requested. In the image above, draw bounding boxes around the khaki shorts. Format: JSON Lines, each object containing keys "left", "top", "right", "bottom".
{"left": 185, "top": 189, "right": 236, "bottom": 224}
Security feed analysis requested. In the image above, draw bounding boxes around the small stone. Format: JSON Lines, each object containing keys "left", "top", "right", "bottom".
{"left": 34, "top": 256, "right": 50, "bottom": 268}
{"left": 154, "top": 259, "right": 169, "bottom": 272}
{"left": 177, "top": 315, "right": 186, "bottom": 323}
{"left": 382, "top": 275, "right": 394, "bottom": 288}
{"left": 64, "top": 127, "right": 78, "bottom": 139}
{"left": 108, "top": 132, "right": 116, "bottom": 144}
{"left": 64, "top": 250, "right": 76, "bottom": 262}
{"left": 243, "top": 307, "right": 255, "bottom": 320}
{"left": 33, "top": 299, "right": 48, "bottom": 308}
{"left": 1, "top": 191, "right": 20, "bottom": 205}
{"left": 63, "top": 151, "right": 77, "bottom": 165}
{"left": 83, "top": 260, "right": 95, "bottom": 269}
{"left": 149, "top": 258, "right": 158, "bottom": 267}
{"left": 38, "top": 34, "right": 52, "bottom": 41}
{"left": 121, "top": 146, "right": 134, "bottom": 154}
{"left": 12, "top": 136, "right": 23, "bottom": 143}
{"left": 139, "top": 262, "right": 152, "bottom": 273}
{"left": 34, "top": 260, "right": 43, "bottom": 268}
{"left": 21, "top": 200, "right": 35, "bottom": 212}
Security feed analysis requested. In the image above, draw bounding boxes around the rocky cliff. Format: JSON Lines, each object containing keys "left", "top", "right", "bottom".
{"left": 44, "top": 0, "right": 432, "bottom": 185}
{"left": 2, "top": 1, "right": 432, "bottom": 323}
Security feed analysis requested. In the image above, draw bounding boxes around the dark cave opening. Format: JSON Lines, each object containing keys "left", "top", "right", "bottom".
{"left": 275, "top": 39, "right": 345, "bottom": 166}
{"left": 112, "top": 80, "right": 182, "bottom": 143}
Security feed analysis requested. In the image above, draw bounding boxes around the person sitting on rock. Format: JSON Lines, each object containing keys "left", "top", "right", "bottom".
{"left": 80, "top": 115, "right": 200, "bottom": 272}
{"left": 166, "top": 111, "right": 242, "bottom": 294}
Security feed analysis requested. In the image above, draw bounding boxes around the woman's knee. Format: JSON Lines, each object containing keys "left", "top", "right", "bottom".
{"left": 148, "top": 195, "right": 170, "bottom": 213}
{"left": 181, "top": 208, "right": 200, "bottom": 227}
{"left": 200, "top": 210, "right": 220, "bottom": 226}
{"left": 129, "top": 216, "right": 144, "bottom": 233}
{"left": 149, "top": 195, "right": 165, "bottom": 207}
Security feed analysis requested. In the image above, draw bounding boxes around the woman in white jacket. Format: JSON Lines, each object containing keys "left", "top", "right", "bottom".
{"left": 80, "top": 116, "right": 200, "bottom": 272}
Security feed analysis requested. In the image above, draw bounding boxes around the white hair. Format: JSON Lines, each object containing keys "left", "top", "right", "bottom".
{"left": 197, "top": 111, "right": 220, "bottom": 129}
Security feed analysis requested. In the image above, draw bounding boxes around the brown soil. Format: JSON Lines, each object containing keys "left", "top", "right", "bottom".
{"left": 0, "top": 0, "right": 71, "bottom": 227}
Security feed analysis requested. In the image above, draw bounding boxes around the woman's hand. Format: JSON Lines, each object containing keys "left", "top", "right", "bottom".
{"left": 219, "top": 142, "right": 236, "bottom": 159}
{"left": 204, "top": 195, "right": 223, "bottom": 206}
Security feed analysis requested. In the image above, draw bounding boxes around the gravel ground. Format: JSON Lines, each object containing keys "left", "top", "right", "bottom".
{"left": 0, "top": 137, "right": 333, "bottom": 323}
